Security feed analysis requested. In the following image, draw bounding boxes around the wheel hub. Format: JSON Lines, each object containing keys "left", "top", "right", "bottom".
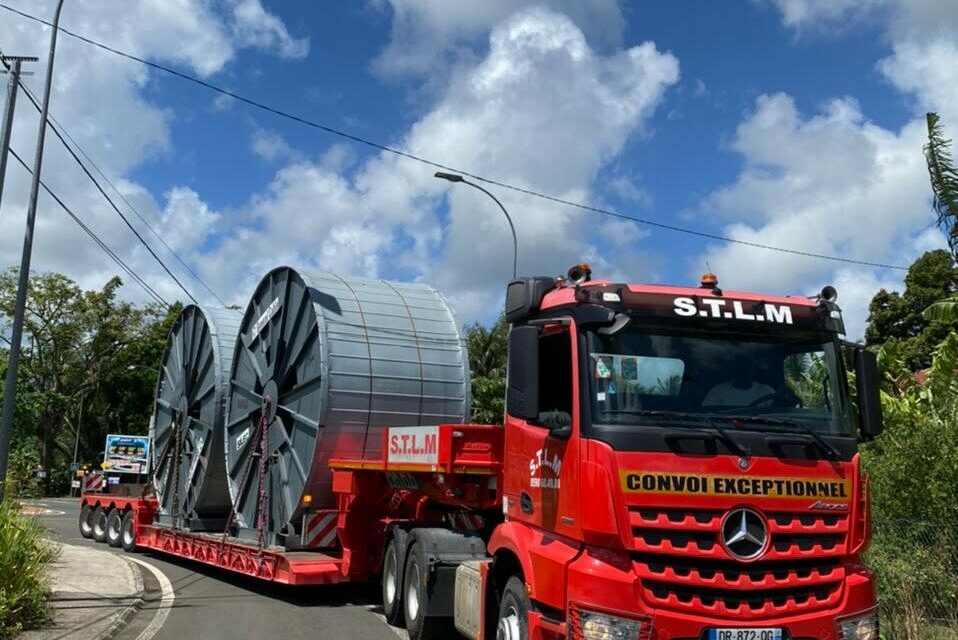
{"left": 385, "top": 553, "right": 397, "bottom": 604}
{"left": 497, "top": 606, "right": 521, "bottom": 640}
{"left": 406, "top": 563, "right": 420, "bottom": 621}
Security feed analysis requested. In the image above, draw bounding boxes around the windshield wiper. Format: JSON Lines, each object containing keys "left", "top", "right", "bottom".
{"left": 606, "top": 409, "right": 751, "bottom": 459}
{"left": 721, "top": 415, "right": 842, "bottom": 460}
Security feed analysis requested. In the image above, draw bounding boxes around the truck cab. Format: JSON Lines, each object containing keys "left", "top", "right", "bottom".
{"left": 487, "top": 267, "right": 881, "bottom": 640}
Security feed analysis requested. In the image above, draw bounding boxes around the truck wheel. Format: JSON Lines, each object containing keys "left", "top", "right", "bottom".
{"left": 382, "top": 534, "right": 405, "bottom": 625}
{"left": 120, "top": 510, "right": 137, "bottom": 552}
{"left": 403, "top": 541, "right": 450, "bottom": 640}
{"left": 106, "top": 509, "right": 123, "bottom": 547}
{"left": 497, "top": 576, "right": 530, "bottom": 640}
{"left": 92, "top": 506, "right": 109, "bottom": 543}
{"left": 79, "top": 503, "right": 94, "bottom": 539}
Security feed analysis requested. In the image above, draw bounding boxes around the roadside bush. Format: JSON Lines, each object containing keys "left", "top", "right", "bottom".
{"left": 0, "top": 502, "right": 56, "bottom": 639}
{"left": 2, "top": 446, "right": 39, "bottom": 501}
{"left": 868, "top": 521, "right": 958, "bottom": 640}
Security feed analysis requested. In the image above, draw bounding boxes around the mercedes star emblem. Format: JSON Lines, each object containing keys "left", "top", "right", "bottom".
{"left": 720, "top": 508, "right": 768, "bottom": 561}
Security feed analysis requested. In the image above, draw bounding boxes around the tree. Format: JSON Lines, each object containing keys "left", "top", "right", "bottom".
{"left": 864, "top": 250, "right": 958, "bottom": 370}
{"left": 923, "top": 113, "right": 958, "bottom": 320}
{"left": 924, "top": 112, "right": 958, "bottom": 260}
{"left": 0, "top": 270, "right": 170, "bottom": 493}
{"left": 465, "top": 317, "right": 508, "bottom": 424}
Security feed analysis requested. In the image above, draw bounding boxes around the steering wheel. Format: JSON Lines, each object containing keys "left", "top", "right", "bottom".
{"left": 748, "top": 389, "right": 803, "bottom": 408}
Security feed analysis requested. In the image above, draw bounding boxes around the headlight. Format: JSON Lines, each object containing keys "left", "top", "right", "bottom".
{"left": 838, "top": 609, "right": 879, "bottom": 640}
{"left": 573, "top": 608, "right": 644, "bottom": 640}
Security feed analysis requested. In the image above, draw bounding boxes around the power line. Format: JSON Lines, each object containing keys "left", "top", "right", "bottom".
{"left": 13, "top": 78, "right": 227, "bottom": 306}
{"left": 9, "top": 78, "right": 199, "bottom": 304}
{"left": 8, "top": 146, "right": 169, "bottom": 306}
{"left": 0, "top": 1, "right": 910, "bottom": 273}
{"left": 1, "top": 45, "right": 206, "bottom": 306}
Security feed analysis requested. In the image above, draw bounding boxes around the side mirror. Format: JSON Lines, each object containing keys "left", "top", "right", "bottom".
{"left": 507, "top": 325, "right": 539, "bottom": 421}
{"left": 854, "top": 348, "right": 882, "bottom": 441}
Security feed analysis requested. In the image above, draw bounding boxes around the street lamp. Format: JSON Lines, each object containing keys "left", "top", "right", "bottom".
{"left": 434, "top": 172, "right": 518, "bottom": 280}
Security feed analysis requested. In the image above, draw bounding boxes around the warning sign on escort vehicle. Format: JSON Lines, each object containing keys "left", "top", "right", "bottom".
{"left": 673, "top": 297, "right": 794, "bottom": 325}
{"left": 621, "top": 471, "right": 850, "bottom": 501}
{"left": 387, "top": 426, "right": 439, "bottom": 465}
{"left": 103, "top": 434, "right": 151, "bottom": 474}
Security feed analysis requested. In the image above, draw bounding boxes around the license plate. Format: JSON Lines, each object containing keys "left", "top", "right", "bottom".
{"left": 708, "top": 629, "right": 782, "bottom": 640}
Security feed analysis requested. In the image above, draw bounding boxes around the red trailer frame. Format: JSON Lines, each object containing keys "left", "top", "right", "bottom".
{"left": 80, "top": 424, "right": 504, "bottom": 587}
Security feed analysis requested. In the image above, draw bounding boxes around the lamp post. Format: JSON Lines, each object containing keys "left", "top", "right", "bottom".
{"left": 0, "top": 0, "right": 66, "bottom": 504}
{"left": 434, "top": 172, "right": 518, "bottom": 279}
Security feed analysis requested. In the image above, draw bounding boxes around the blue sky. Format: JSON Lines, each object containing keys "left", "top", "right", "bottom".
{"left": 0, "top": 0, "right": 954, "bottom": 338}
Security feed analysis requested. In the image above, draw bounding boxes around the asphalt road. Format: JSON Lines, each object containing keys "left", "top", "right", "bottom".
{"left": 30, "top": 498, "right": 405, "bottom": 640}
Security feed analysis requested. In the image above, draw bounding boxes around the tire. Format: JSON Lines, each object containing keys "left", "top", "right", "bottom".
{"left": 497, "top": 576, "right": 531, "bottom": 640}
{"left": 403, "top": 541, "right": 451, "bottom": 640}
{"left": 79, "top": 503, "right": 94, "bottom": 539}
{"left": 382, "top": 534, "right": 405, "bottom": 625}
{"left": 106, "top": 509, "right": 123, "bottom": 547}
{"left": 92, "top": 506, "right": 109, "bottom": 543}
{"left": 120, "top": 510, "right": 137, "bottom": 552}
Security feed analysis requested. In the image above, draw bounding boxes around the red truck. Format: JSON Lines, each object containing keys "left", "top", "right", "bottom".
{"left": 79, "top": 266, "right": 882, "bottom": 640}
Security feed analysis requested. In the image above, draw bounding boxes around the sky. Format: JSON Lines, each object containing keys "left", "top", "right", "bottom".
{"left": 0, "top": 0, "right": 954, "bottom": 339}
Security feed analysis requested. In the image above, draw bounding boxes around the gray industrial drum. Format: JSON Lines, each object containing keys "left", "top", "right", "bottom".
{"left": 151, "top": 305, "right": 240, "bottom": 530}
{"left": 225, "top": 268, "right": 470, "bottom": 546}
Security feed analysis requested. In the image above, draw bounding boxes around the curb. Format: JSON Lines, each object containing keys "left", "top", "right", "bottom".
{"left": 93, "top": 552, "right": 147, "bottom": 640}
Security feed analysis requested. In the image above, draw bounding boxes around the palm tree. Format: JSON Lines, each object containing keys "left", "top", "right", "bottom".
{"left": 923, "top": 113, "right": 958, "bottom": 320}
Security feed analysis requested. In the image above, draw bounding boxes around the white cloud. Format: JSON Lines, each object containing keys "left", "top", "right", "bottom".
{"left": 700, "top": 93, "right": 945, "bottom": 339}
{"left": 199, "top": 6, "right": 677, "bottom": 323}
{"left": 879, "top": 38, "right": 958, "bottom": 122}
{"left": 598, "top": 219, "right": 651, "bottom": 248}
{"left": 250, "top": 129, "right": 301, "bottom": 163}
{"left": 760, "top": 0, "right": 887, "bottom": 31}
{"left": 0, "top": 0, "right": 305, "bottom": 305}
{"left": 736, "top": 0, "right": 958, "bottom": 338}
{"left": 371, "top": 0, "right": 625, "bottom": 78}
{"left": 764, "top": 0, "right": 958, "bottom": 122}
{"left": 227, "top": 0, "right": 309, "bottom": 59}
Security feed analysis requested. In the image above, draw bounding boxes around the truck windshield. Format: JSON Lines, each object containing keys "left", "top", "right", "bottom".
{"left": 587, "top": 326, "right": 853, "bottom": 437}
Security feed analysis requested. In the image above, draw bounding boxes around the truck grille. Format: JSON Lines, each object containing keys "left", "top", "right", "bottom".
{"left": 630, "top": 507, "right": 848, "bottom": 617}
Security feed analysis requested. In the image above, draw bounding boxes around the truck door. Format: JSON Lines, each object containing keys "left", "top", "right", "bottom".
{"left": 503, "top": 322, "right": 581, "bottom": 540}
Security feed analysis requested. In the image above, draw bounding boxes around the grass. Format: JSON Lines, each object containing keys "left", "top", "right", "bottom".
{"left": 0, "top": 500, "right": 57, "bottom": 639}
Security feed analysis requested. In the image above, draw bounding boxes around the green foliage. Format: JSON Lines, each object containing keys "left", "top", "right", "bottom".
{"left": 471, "top": 376, "right": 506, "bottom": 424}
{"left": 923, "top": 295, "right": 958, "bottom": 322}
{"left": 867, "top": 522, "right": 958, "bottom": 640}
{"left": 1, "top": 446, "right": 40, "bottom": 501}
{"left": 465, "top": 316, "right": 508, "bottom": 423}
{"left": 0, "top": 270, "right": 175, "bottom": 495}
{"left": 865, "top": 250, "right": 958, "bottom": 370}
{"left": 862, "top": 332, "right": 958, "bottom": 521}
{"left": 924, "top": 112, "right": 958, "bottom": 259}
{"left": 0, "top": 502, "right": 57, "bottom": 639}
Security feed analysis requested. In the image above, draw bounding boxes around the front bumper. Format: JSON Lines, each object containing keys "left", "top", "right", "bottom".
{"left": 564, "top": 546, "right": 876, "bottom": 640}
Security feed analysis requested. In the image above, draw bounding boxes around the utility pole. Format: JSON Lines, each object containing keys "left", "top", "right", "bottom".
{"left": 0, "top": 55, "right": 37, "bottom": 214}
{"left": 0, "top": 0, "right": 66, "bottom": 503}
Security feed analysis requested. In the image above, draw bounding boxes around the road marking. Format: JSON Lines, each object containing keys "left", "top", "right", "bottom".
{"left": 20, "top": 502, "right": 66, "bottom": 516}
{"left": 125, "top": 556, "right": 175, "bottom": 640}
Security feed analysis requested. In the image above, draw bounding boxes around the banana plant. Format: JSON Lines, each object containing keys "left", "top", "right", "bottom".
{"left": 923, "top": 113, "right": 958, "bottom": 320}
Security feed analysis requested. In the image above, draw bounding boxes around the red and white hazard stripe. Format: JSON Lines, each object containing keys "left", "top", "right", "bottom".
{"left": 302, "top": 511, "right": 338, "bottom": 548}
{"left": 83, "top": 472, "right": 105, "bottom": 493}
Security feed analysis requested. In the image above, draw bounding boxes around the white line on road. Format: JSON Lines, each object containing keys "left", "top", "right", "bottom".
{"left": 126, "top": 556, "right": 175, "bottom": 640}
